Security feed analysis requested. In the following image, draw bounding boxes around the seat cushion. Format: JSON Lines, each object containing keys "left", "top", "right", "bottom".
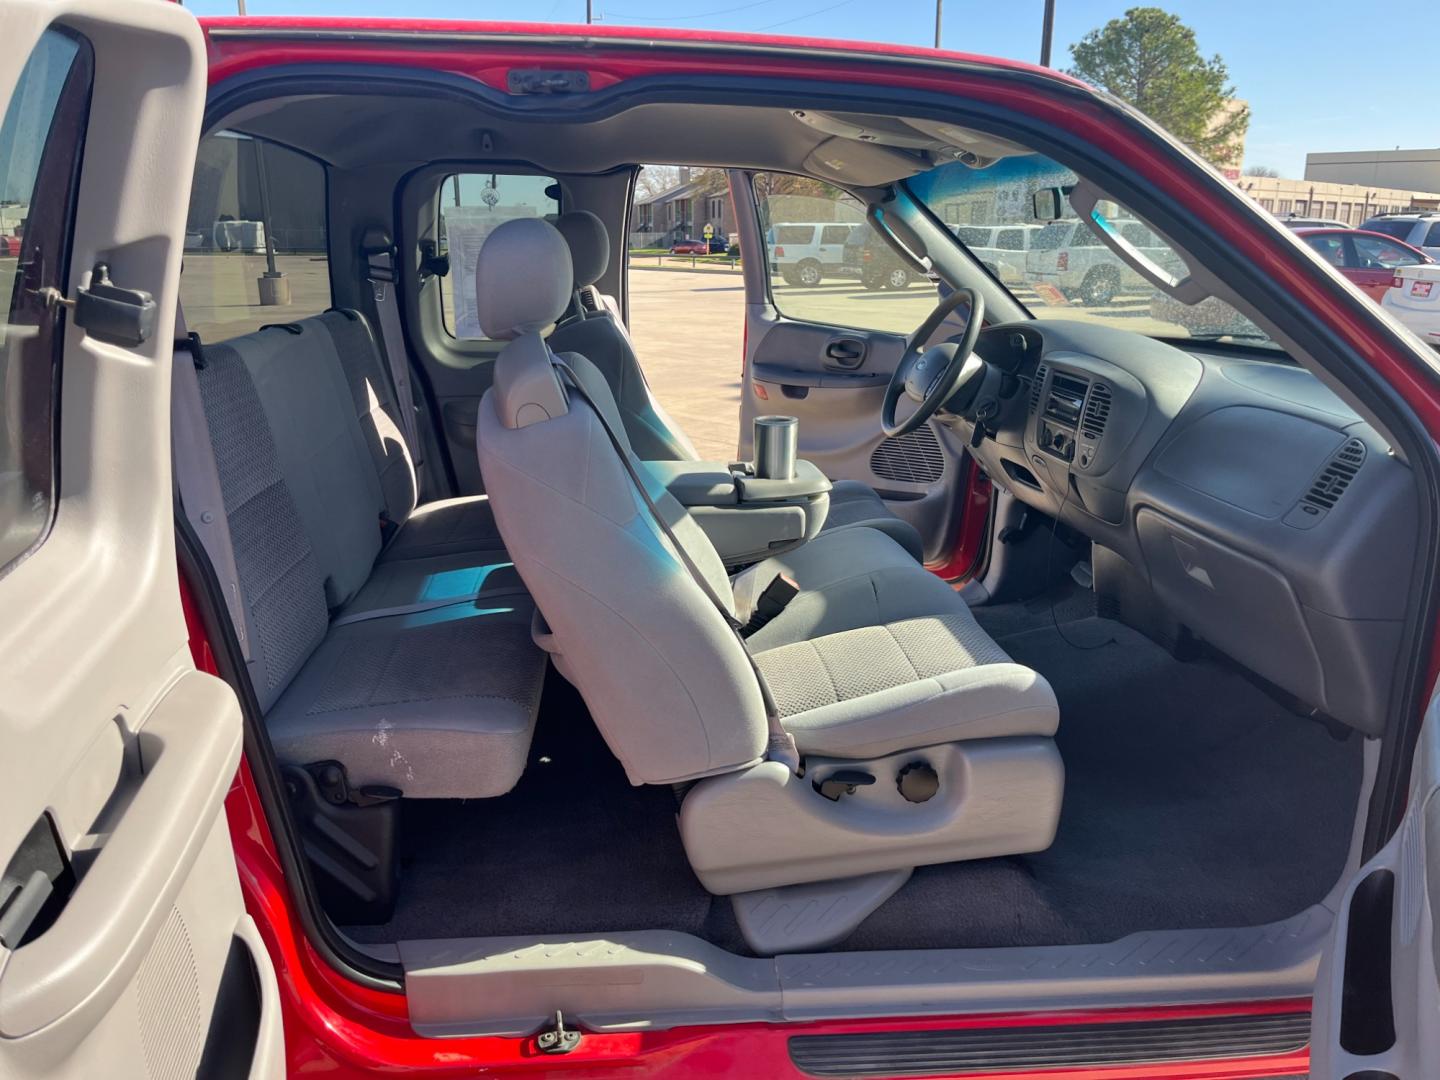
{"left": 338, "top": 550, "right": 529, "bottom": 621}
{"left": 381, "top": 494, "right": 505, "bottom": 562}
{"left": 754, "top": 611, "right": 1058, "bottom": 759}
{"left": 265, "top": 604, "right": 547, "bottom": 799}
{"left": 819, "top": 479, "right": 925, "bottom": 562}
{"left": 735, "top": 527, "right": 959, "bottom": 652}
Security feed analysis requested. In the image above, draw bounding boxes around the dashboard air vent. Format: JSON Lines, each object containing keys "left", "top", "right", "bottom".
{"left": 1028, "top": 364, "right": 1049, "bottom": 414}
{"left": 1081, "top": 383, "right": 1112, "bottom": 439}
{"left": 1303, "top": 439, "right": 1366, "bottom": 511}
{"left": 870, "top": 425, "right": 946, "bottom": 485}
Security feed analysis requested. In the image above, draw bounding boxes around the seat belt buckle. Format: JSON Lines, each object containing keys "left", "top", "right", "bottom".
{"left": 740, "top": 574, "right": 799, "bottom": 637}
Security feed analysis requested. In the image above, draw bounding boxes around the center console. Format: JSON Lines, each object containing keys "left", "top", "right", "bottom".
{"left": 650, "top": 416, "right": 833, "bottom": 566}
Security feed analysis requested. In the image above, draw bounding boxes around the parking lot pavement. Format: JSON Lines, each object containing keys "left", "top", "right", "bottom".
{"left": 627, "top": 266, "right": 745, "bottom": 461}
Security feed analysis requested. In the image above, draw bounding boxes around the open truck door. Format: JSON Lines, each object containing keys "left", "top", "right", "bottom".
{"left": 1310, "top": 685, "right": 1440, "bottom": 1079}
{"left": 0, "top": 2, "right": 283, "bottom": 1076}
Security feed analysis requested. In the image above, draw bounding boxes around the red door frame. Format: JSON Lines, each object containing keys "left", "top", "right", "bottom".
{"left": 189, "top": 18, "right": 1440, "bottom": 1076}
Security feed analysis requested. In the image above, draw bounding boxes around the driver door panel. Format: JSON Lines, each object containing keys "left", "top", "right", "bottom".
{"left": 741, "top": 312, "right": 969, "bottom": 563}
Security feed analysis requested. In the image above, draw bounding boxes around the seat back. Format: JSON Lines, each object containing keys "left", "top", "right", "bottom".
{"left": 476, "top": 218, "right": 767, "bottom": 786}
{"left": 549, "top": 210, "right": 700, "bottom": 462}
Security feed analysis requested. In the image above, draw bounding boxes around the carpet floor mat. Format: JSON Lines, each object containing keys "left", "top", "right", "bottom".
{"left": 343, "top": 603, "right": 1362, "bottom": 953}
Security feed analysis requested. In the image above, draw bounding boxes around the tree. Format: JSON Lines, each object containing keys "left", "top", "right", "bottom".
{"left": 1244, "top": 164, "right": 1280, "bottom": 178}
{"left": 1068, "top": 7, "right": 1249, "bottom": 168}
{"left": 633, "top": 164, "right": 680, "bottom": 201}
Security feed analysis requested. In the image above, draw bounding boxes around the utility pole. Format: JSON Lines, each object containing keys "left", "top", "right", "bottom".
{"left": 934, "top": 0, "right": 942, "bottom": 48}
{"left": 586, "top": 0, "right": 593, "bottom": 24}
{"left": 1039, "top": 0, "right": 1056, "bottom": 67}
{"left": 236, "top": 0, "right": 246, "bottom": 14}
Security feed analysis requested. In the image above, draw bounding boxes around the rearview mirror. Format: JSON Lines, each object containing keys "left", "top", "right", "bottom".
{"left": 1032, "top": 187, "right": 1067, "bottom": 222}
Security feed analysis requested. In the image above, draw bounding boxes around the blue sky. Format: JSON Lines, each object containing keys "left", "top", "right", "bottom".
{"left": 187, "top": 0, "right": 1429, "bottom": 177}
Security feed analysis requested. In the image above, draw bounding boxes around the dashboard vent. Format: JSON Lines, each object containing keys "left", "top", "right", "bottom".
{"left": 1081, "top": 383, "right": 1112, "bottom": 439}
{"left": 870, "top": 425, "right": 946, "bottom": 485}
{"left": 1303, "top": 439, "right": 1366, "bottom": 510}
{"left": 1028, "top": 364, "right": 1049, "bottom": 414}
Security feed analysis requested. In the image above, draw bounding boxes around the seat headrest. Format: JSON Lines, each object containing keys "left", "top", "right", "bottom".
{"left": 476, "top": 218, "right": 573, "bottom": 340}
{"left": 554, "top": 210, "right": 610, "bottom": 289}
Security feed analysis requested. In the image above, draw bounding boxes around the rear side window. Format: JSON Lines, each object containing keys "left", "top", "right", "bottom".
{"left": 996, "top": 228, "right": 1026, "bottom": 250}
{"left": 953, "top": 226, "right": 990, "bottom": 247}
{"left": 0, "top": 29, "right": 91, "bottom": 577}
{"left": 440, "top": 172, "right": 560, "bottom": 340}
{"left": 1427, "top": 222, "right": 1440, "bottom": 246}
{"left": 182, "top": 133, "right": 330, "bottom": 341}
{"left": 1363, "top": 219, "right": 1418, "bottom": 241}
{"left": 773, "top": 224, "right": 816, "bottom": 245}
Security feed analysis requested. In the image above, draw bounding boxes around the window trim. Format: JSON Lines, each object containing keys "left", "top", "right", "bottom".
{"left": 0, "top": 28, "right": 94, "bottom": 580}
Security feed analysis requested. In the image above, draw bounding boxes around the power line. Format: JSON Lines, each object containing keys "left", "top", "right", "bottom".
{"left": 754, "top": 0, "right": 856, "bottom": 32}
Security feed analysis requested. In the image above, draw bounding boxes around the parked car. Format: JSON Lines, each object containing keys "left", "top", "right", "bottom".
{"left": 949, "top": 223, "right": 1044, "bottom": 284}
{"left": 840, "top": 224, "right": 923, "bottom": 289}
{"left": 1025, "top": 217, "right": 1179, "bottom": 304}
{"left": 669, "top": 237, "right": 709, "bottom": 254}
{"left": 769, "top": 220, "right": 858, "bottom": 285}
{"left": 0, "top": 233, "right": 20, "bottom": 257}
{"left": 1294, "top": 227, "right": 1433, "bottom": 301}
{"left": 1278, "top": 215, "right": 1349, "bottom": 230}
{"left": 1359, "top": 211, "right": 1440, "bottom": 260}
{"left": 1383, "top": 261, "right": 1440, "bottom": 346}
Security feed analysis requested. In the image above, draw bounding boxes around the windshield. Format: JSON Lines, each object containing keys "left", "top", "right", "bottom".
{"left": 906, "top": 155, "right": 1277, "bottom": 348}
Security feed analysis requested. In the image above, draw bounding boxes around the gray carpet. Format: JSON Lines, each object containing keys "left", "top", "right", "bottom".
{"left": 343, "top": 601, "right": 1363, "bottom": 953}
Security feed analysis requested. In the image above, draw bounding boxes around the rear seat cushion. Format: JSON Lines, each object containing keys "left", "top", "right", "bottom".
{"left": 382, "top": 495, "right": 504, "bottom": 562}
{"left": 265, "top": 604, "right": 547, "bottom": 799}
{"left": 339, "top": 550, "right": 527, "bottom": 620}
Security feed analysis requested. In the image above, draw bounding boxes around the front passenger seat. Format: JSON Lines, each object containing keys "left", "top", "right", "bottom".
{"left": 477, "top": 218, "right": 1062, "bottom": 919}
{"left": 549, "top": 209, "right": 927, "bottom": 562}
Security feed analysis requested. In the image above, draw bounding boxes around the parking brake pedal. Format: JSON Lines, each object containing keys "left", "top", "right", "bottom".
{"left": 814, "top": 769, "right": 876, "bottom": 801}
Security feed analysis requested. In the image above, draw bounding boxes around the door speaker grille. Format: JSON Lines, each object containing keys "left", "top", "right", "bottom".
{"left": 870, "top": 425, "right": 946, "bottom": 485}
{"left": 137, "top": 906, "right": 204, "bottom": 1080}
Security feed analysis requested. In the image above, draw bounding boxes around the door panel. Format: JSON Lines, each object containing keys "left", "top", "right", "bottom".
{"left": 0, "top": 2, "right": 282, "bottom": 1076}
{"left": 1309, "top": 687, "right": 1440, "bottom": 1078}
{"left": 740, "top": 310, "right": 971, "bottom": 563}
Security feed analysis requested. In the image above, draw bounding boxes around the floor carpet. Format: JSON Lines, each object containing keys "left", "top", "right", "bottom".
{"left": 344, "top": 597, "right": 1363, "bottom": 953}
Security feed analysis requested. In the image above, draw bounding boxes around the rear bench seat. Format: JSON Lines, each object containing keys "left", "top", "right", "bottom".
{"left": 182, "top": 309, "right": 546, "bottom": 799}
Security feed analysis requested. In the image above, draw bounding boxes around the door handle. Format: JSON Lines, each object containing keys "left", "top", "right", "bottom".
{"left": 0, "top": 671, "right": 242, "bottom": 1037}
{"left": 824, "top": 338, "right": 867, "bottom": 369}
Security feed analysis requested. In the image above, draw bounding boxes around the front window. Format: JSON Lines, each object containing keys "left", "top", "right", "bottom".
{"left": 906, "top": 155, "right": 1276, "bottom": 348}
{"left": 1352, "top": 235, "right": 1422, "bottom": 268}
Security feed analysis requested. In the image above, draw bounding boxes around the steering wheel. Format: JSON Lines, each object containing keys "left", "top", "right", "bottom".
{"left": 881, "top": 287, "right": 986, "bottom": 437}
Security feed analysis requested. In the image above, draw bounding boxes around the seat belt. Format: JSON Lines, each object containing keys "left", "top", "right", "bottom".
{"left": 171, "top": 308, "right": 253, "bottom": 662}
{"left": 364, "top": 240, "right": 423, "bottom": 471}
{"left": 550, "top": 359, "right": 800, "bottom": 774}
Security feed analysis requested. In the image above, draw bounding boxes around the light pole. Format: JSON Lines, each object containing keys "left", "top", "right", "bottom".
{"left": 934, "top": 0, "right": 942, "bottom": 48}
{"left": 586, "top": 0, "right": 593, "bottom": 24}
{"left": 1039, "top": 0, "right": 1056, "bottom": 67}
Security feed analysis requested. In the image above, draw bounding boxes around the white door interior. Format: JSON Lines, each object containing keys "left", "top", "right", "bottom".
{"left": 0, "top": 2, "right": 283, "bottom": 1077}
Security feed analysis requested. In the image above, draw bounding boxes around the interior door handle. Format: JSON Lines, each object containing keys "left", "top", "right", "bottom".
{"left": 0, "top": 671, "right": 242, "bottom": 1037}
{"left": 824, "top": 339, "right": 867, "bottom": 369}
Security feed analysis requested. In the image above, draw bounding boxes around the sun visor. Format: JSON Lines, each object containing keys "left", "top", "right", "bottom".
{"left": 802, "top": 136, "right": 928, "bottom": 186}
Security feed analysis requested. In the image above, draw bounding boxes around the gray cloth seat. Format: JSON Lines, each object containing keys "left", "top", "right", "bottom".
{"left": 474, "top": 217, "right": 1061, "bottom": 893}
{"left": 548, "top": 210, "right": 925, "bottom": 562}
{"left": 186, "top": 314, "right": 545, "bottom": 799}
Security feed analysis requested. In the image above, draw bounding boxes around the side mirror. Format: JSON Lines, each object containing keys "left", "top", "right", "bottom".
{"left": 1032, "top": 187, "right": 1067, "bottom": 222}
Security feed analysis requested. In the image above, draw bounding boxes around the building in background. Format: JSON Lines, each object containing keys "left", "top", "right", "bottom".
{"left": 1306, "top": 149, "right": 1440, "bottom": 196}
{"left": 1234, "top": 174, "right": 1440, "bottom": 226}
{"left": 631, "top": 167, "right": 736, "bottom": 248}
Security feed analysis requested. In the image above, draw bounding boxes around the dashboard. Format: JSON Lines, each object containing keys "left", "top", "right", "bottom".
{"left": 938, "top": 319, "right": 1418, "bottom": 736}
